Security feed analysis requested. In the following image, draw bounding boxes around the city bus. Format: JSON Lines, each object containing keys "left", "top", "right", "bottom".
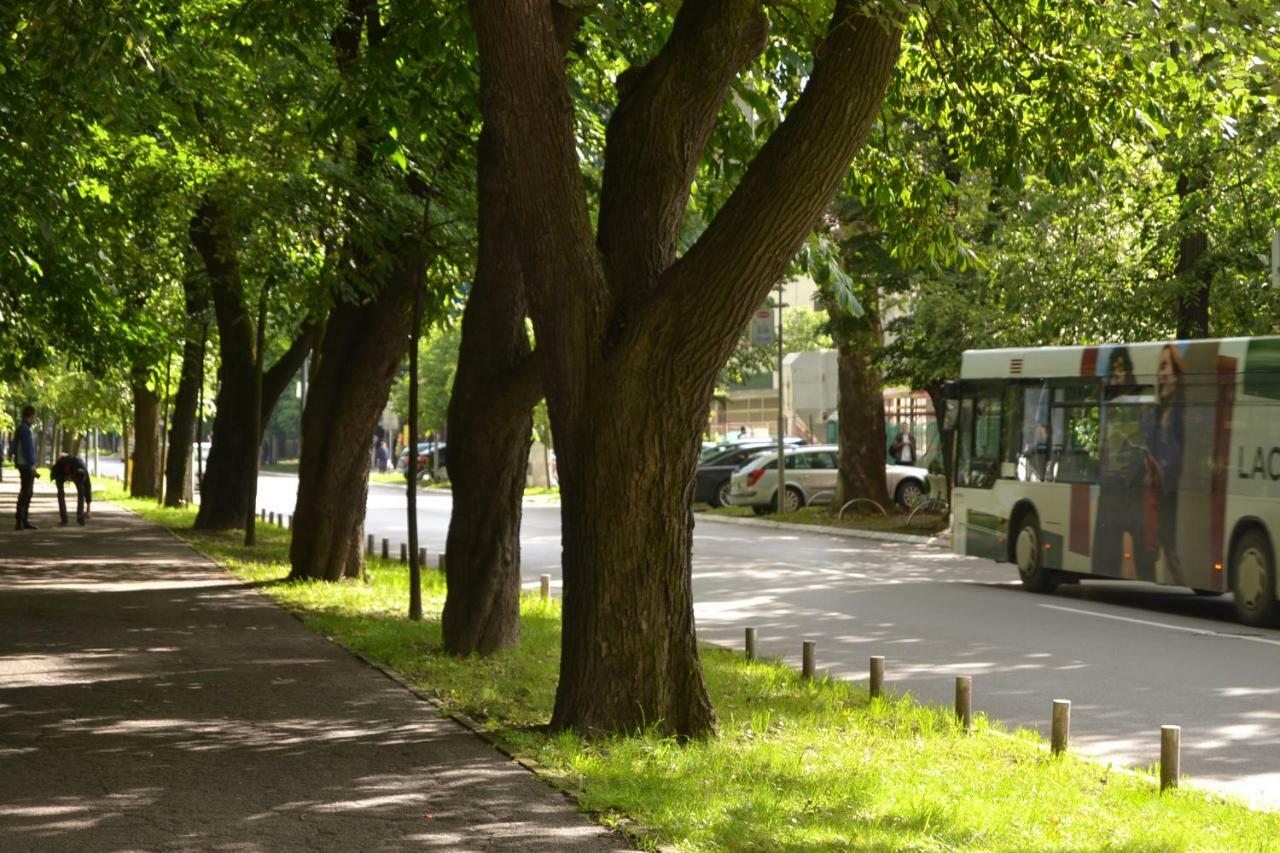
{"left": 947, "top": 336, "right": 1280, "bottom": 626}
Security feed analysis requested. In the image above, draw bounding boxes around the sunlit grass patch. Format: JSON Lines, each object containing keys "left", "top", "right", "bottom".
{"left": 106, "top": 490, "right": 1280, "bottom": 851}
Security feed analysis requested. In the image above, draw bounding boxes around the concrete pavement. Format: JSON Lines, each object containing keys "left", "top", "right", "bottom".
{"left": 0, "top": 479, "right": 629, "bottom": 852}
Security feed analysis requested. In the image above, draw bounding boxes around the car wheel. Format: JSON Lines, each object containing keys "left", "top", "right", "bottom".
{"left": 1014, "top": 511, "right": 1056, "bottom": 593}
{"left": 1232, "top": 529, "right": 1277, "bottom": 627}
{"left": 713, "top": 480, "right": 732, "bottom": 509}
{"left": 895, "top": 479, "right": 924, "bottom": 508}
{"left": 773, "top": 486, "right": 804, "bottom": 513}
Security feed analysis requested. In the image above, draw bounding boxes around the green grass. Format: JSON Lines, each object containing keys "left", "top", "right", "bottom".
{"left": 705, "top": 503, "right": 949, "bottom": 537}
{"left": 102, "top": 487, "right": 1280, "bottom": 851}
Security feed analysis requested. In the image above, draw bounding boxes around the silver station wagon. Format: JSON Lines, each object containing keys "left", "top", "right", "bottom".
{"left": 727, "top": 444, "right": 930, "bottom": 514}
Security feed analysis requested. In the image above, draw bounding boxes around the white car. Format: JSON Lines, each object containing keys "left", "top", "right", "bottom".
{"left": 727, "top": 444, "right": 930, "bottom": 514}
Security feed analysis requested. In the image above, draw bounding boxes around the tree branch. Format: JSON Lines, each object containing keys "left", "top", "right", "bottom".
{"left": 596, "top": 0, "right": 767, "bottom": 310}
{"left": 649, "top": 0, "right": 905, "bottom": 378}
{"left": 261, "top": 324, "right": 317, "bottom": 433}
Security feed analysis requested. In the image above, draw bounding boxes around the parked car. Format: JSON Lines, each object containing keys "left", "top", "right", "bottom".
{"left": 695, "top": 443, "right": 778, "bottom": 508}
{"left": 728, "top": 444, "right": 930, "bottom": 514}
{"left": 698, "top": 436, "right": 804, "bottom": 464}
{"left": 400, "top": 442, "right": 447, "bottom": 481}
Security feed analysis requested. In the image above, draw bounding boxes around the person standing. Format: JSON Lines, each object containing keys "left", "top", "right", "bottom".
{"left": 50, "top": 454, "right": 93, "bottom": 526}
{"left": 890, "top": 424, "right": 916, "bottom": 465}
{"left": 13, "top": 406, "right": 38, "bottom": 530}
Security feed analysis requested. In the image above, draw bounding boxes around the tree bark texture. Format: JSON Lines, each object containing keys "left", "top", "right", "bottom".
{"left": 130, "top": 366, "right": 162, "bottom": 499}
{"left": 190, "top": 199, "right": 314, "bottom": 529}
{"left": 165, "top": 274, "right": 208, "bottom": 507}
{"left": 442, "top": 122, "right": 540, "bottom": 656}
{"left": 1174, "top": 171, "right": 1210, "bottom": 339}
{"left": 471, "top": 0, "right": 904, "bottom": 736}
{"left": 826, "top": 288, "right": 890, "bottom": 507}
{"left": 288, "top": 272, "right": 417, "bottom": 581}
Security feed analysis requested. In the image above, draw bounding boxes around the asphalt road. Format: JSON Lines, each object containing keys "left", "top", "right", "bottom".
{"left": 197, "top": 470, "right": 1280, "bottom": 810}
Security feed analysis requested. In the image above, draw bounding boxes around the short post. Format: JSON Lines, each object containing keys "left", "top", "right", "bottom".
{"left": 268, "top": 511, "right": 274, "bottom": 525}
{"left": 1160, "top": 725, "right": 1181, "bottom": 791}
{"left": 540, "top": 574, "right": 551, "bottom": 600}
{"left": 381, "top": 538, "right": 389, "bottom": 560}
{"left": 418, "top": 547, "right": 426, "bottom": 566}
{"left": 801, "top": 641, "right": 816, "bottom": 680}
{"left": 260, "top": 508, "right": 266, "bottom": 522}
{"left": 366, "top": 534, "right": 374, "bottom": 556}
{"left": 399, "top": 542, "right": 407, "bottom": 563}
{"left": 955, "top": 676, "right": 972, "bottom": 731}
{"left": 745, "top": 627, "right": 757, "bottom": 662}
{"left": 1051, "top": 699, "right": 1071, "bottom": 756}
{"left": 437, "top": 552, "right": 446, "bottom": 573}
{"left": 869, "top": 656, "right": 885, "bottom": 699}
{"left": 287, "top": 514, "right": 293, "bottom": 531}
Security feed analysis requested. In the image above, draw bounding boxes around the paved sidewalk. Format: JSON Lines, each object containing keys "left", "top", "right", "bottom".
{"left": 0, "top": 480, "right": 629, "bottom": 852}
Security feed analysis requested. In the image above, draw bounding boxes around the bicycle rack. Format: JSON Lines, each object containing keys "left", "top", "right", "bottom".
{"left": 839, "top": 498, "right": 888, "bottom": 519}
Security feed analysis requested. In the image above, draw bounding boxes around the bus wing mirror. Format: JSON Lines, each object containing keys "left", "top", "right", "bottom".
{"left": 942, "top": 398, "right": 960, "bottom": 432}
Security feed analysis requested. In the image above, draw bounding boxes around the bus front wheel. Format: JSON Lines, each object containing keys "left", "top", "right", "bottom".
{"left": 1231, "top": 529, "right": 1277, "bottom": 627}
{"left": 1014, "top": 512, "right": 1057, "bottom": 594}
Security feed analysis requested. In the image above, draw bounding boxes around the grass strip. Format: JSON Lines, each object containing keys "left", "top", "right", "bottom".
{"left": 105, "top": 489, "right": 1279, "bottom": 851}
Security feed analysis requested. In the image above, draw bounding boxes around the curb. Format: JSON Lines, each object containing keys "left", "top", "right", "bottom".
{"left": 694, "top": 511, "right": 951, "bottom": 549}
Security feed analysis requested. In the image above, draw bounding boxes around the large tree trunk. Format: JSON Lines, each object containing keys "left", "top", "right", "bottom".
{"left": 472, "top": 0, "right": 903, "bottom": 736}
{"left": 190, "top": 199, "right": 313, "bottom": 529}
{"left": 826, "top": 287, "right": 890, "bottom": 507}
{"left": 289, "top": 274, "right": 417, "bottom": 581}
{"left": 1174, "top": 171, "right": 1211, "bottom": 339}
{"left": 165, "top": 278, "right": 208, "bottom": 507}
{"left": 130, "top": 367, "right": 162, "bottom": 499}
{"left": 441, "top": 124, "right": 540, "bottom": 656}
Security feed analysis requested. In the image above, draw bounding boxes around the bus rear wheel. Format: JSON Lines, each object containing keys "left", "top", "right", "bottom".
{"left": 1014, "top": 512, "right": 1056, "bottom": 594}
{"left": 1232, "top": 529, "right": 1277, "bottom": 627}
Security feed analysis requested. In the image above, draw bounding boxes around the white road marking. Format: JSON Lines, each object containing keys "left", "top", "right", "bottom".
{"left": 1038, "top": 603, "right": 1280, "bottom": 647}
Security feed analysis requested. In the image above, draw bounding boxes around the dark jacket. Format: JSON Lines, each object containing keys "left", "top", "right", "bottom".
{"left": 14, "top": 421, "right": 36, "bottom": 469}
{"left": 51, "top": 455, "right": 93, "bottom": 501}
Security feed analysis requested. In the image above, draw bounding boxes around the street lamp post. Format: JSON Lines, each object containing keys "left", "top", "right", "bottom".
{"left": 776, "top": 281, "right": 787, "bottom": 514}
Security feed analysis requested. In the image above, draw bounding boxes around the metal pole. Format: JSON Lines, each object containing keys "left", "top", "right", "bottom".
{"left": 245, "top": 282, "right": 270, "bottom": 547}
{"left": 407, "top": 287, "right": 423, "bottom": 621}
{"left": 196, "top": 323, "right": 207, "bottom": 493}
{"left": 775, "top": 281, "right": 787, "bottom": 513}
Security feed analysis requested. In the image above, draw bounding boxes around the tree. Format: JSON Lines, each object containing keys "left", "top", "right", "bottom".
{"left": 468, "top": 0, "right": 904, "bottom": 735}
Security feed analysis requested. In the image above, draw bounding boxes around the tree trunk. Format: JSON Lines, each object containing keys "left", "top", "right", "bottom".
{"left": 1174, "top": 171, "right": 1211, "bottom": 339}
{"left": 288, "top": 272, "right": 418, "bottom": 581}
{"left": 826, "top": 288, "right": 890, "bottom": 507}
{"left": 165, "top": 279, "right": 208, "bottom": 507}
{"left": 442, "top": 123, "right": 540, "bottom": 656}
{"left": 130, "top": 367, "right": 162, "bottom": 499}
{"left": 471, "top": 0, "right": 903, "bottom": 737}
{"left": 191, "top": 198, "right": 313, "bottom": 529}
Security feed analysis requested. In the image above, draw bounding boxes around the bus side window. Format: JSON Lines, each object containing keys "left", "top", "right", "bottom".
{"left": 1049, "top": 382, "right": 1102, "bottom": 483}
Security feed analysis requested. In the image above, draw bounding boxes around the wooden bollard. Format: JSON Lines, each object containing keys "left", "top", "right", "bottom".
{"left": 381, "top": 538, "right": 388, "bottom": 560}
{"left": 745, "top": 627, "right": 757, "bottom": 661}
{"left": 1160, "top": 725, "right": 1181, "bottom": 791}
{"left": 1051, "top": 699, "right": 1071, "bottom": 756}
{"left": 418, "top": 547, "right": 426, "bottom": 566}
{"left": 268, "top": 511, "right": 274, "bottom": 525}
{"left": 260, "top": 508, "right": 266, "bottom": 521}
{"left": 399, "top": 543, "right": 407, "bottom": 563}
{"left": 540, "top": 574, "right": 551, "bottom": 600}
{"left": 366, "top": 534, "right": 374, "bottom": 556}
{"left": 437, "top": 553, "right": 446, "bottom": 573}
{"left": 869, "top": 656, "right": 885, "bottom": 698}
{"left": 801, "top": 641, "right": 816, "bottom": 680}
{"left": 287, "top": 514, "right": 293, "bottom": 530}
{"left": 955, "top": 676, "right": 972, "bottom": 731}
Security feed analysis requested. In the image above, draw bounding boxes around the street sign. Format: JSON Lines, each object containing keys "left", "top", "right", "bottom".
{"left": 750, "top": 308, "right": 774, "bottom": 346}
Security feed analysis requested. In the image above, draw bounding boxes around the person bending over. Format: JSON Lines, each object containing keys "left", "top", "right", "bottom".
{"left": 50, "top": 455, "right": 93, "bottom": 526}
